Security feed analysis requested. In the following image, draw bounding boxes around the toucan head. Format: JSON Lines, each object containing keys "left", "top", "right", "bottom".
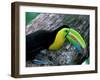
{"left": 49, "top": 25, "right": 86, "bottom": 52}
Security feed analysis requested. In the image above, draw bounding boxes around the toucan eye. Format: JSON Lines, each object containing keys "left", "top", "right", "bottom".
{"left": 65, "top": 30, "right": 69, "bottom": 34}
{"left": 65, "top": 30, "right": 68, "bottom": 32}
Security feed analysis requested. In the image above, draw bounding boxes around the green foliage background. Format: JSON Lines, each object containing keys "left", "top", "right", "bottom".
{"left": 26, "top": 12, "right": 40, "bottom": 25}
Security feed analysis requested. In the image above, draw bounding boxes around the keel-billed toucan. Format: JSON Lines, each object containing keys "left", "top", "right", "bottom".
{"left": 26, "top": 25, "right": 86, "bottom": 63}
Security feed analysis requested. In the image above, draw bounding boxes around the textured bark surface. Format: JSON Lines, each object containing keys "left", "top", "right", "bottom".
{"left": 26, "top": 13, "right": 89, "bottom": 67}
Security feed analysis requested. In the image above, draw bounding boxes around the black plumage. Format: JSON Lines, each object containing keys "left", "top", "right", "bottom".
{"left": 26, "top": 25, "right": 69, "bottom": 61}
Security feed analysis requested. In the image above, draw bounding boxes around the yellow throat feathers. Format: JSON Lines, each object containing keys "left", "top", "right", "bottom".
{"left": 49, "top": 28, "right": 67, "bottom": 50}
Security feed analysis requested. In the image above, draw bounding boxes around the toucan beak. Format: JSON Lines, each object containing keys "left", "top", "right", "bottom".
{"left": 66, "top": 28, "right": 86, "bottom": 51}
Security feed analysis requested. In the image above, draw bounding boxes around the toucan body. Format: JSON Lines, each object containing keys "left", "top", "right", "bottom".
{"left": 26, "top": 30, "right": 53, "bottom": 61}
{"left": 26, "top": 25, "right": 69, "bottom": 61}
{"left": 26, "top": 25, "right": 86, "bottom": 64}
